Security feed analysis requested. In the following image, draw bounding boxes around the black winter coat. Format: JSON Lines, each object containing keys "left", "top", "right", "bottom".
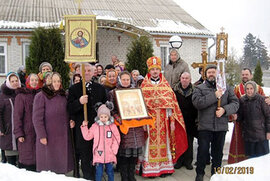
{"left": 238, "top": 93, "right": 270, "bottom": 142}
{"left": 67, "top": 81, "right": 107, "bottom": 150}
{"left": 174, "top": 83, "right": 198, "bottom": 137}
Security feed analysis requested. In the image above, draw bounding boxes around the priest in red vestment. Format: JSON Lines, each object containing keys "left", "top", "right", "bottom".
{"left": 228, "top": 68, "right": 267, "bottom": 164}
{"left": 137, "top": 56, "right": 188, "bottom": 178}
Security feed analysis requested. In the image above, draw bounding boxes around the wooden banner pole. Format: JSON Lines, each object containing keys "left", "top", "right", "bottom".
{"left": 81, "top": 63, "right": 88, "bottom": 122}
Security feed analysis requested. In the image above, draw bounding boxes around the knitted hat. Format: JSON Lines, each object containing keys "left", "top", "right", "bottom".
{"left": 39, "top": 62, "right": 53, "bottom": 72}
{"left": 204, "top": 64, "right": 217, "bottom": 76}
{"left": 146, "top": 56, "right": 162, "bottom": 71}
{"left": 97, "top": 104, "right": 111, "bottom": 117}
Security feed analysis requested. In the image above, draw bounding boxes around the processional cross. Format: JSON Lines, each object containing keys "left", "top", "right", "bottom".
{"left": 76, "top": 0, "right": 82, "bottom": 14}
{"left": 191, "top": 51, "right": 217, "bottom": 80}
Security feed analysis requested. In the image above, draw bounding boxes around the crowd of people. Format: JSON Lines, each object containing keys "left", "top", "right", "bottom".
{"left": 0, "top": 51, "right": 270, "bottom": 181}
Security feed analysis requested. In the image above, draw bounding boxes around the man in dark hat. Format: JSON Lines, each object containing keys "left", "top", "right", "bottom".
{"left": 192, "top": 64, "right": 239, "bottom": 181}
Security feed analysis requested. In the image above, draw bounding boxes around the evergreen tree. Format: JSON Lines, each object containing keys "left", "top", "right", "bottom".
{"left": 125, "top": 36, "right": 154, "bottom": 76}
{"left": 255, "top": 38, "right": 269, "bottom": 70}
{"left": 241, "top": 33, "right": 270, "bottom": 71}
{"left": 253, "top": 60, "right": 263, "bottom": 86}
{"left": 225, "top": 48, "right": 241, "bottom": 87}
{"left": 241, "top": 33, "right": 257, "bottom": 70}
{"left": 26, "top": 27, "right": 70, "bottom": 89}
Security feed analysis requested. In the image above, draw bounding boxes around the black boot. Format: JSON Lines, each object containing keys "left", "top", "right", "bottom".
{"left": 174, "top": 156, "right": 183, "bottom": 169}
{"left": 1, "top": 150, "right": 7, "bottom": 163}
{"left": 128, "top": 157, "right": 136, "bottom": 181}
{"left": 6, "top": 155, "right": 17, "bottom": 166}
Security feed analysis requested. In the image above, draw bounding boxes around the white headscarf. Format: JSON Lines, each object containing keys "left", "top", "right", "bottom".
{"left": 6, "top": 72, "right": 21, "bottom": 89}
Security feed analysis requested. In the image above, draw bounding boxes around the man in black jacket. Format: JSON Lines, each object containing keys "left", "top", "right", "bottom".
{"left": 192, "top": 65, "right": 239, "bottom": 181}
{"left": 68, "top": 63, "right": 107, "bottom": 180}
{"left": 174, "top": 72, "right": 198, "bottom": 170}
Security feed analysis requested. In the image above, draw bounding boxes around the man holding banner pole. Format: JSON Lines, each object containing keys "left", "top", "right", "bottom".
{"left": 192, "top": 64, "right": 239, "bottom": 181}
{"left": 68, "top": 64, "right": 107, "bottom": 180}
{"left": 65, "top": 14, "right": 107, "bottom": 180}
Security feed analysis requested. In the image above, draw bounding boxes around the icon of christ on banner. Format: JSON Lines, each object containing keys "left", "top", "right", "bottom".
{"left": 71, "top": 29, "right": 89, "bottom": 48}
{"left": 64, "top": 15, "right": 96, "bottom": 63}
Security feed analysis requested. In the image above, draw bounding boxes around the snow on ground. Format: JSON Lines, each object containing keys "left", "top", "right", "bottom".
{"left": 0, "top": 163, "right": 86, "bottom": 181}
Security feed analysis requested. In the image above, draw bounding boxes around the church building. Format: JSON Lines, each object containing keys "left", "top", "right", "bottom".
{"left": 0, "top": 0, "right": 214, "bottom": 84}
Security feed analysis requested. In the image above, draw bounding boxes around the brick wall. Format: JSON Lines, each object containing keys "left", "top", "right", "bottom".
{"left": 97, "top": 29, "right": 133, "bottom": 66}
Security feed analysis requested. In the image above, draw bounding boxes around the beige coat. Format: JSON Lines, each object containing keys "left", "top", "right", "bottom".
{"left": 164, "top": 59, "right": 190, "bottom": 88}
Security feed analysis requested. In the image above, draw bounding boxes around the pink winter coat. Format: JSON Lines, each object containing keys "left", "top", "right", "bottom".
{"left": 81, "top": 117, "right": 120, "bottom": 165}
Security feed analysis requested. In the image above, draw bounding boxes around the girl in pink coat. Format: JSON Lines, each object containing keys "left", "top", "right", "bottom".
{"left": 81, "top": 102, "right": 120, "bottom": 181}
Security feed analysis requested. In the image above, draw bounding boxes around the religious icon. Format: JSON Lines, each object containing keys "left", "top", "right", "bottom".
{"left": 71, "top": 29, "right": 90, "bottom": 48}
{"left": 115, "top": 88, "right": 149, "bottom": 120}
{"left": 64, "top": 15, "right": 96, "bottom": 63}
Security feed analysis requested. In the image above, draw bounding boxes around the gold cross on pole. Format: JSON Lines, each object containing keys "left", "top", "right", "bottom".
{"left": 75, "top": 0, "right": 83, "bottom": 15}
{"left": 191, "top": 51, "right": 217, "bottom": 80}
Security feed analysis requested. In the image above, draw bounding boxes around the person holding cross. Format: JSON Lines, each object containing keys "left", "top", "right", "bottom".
{"left": 68, "top": 63, "right": 107, "bottom": 180}
{"left": 192, "top": 64, "right": 239, "bottom": 181}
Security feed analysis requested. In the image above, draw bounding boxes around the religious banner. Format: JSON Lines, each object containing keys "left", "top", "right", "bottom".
{"left": 216, "top": 30, "right": 228, "bottom": 107}
{"left": 64, "top": 15, "right": 96, "bottom": 62}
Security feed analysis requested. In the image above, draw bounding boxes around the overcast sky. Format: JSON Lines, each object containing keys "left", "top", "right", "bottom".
{"left": 174, "top": 0, "right": 270, "bottom": 57}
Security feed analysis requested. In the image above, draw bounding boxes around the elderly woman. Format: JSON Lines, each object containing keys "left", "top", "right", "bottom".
{"left": 0, "top": 72, "right": 21, "bottom": 165}
{"left": 237, "top": 81, "right": 270, "bottom": 158}
{"left": 37, "top": 62, "right": 53, "bottom": 88}
{"left": 33, "top": 72, "right": 73, "bottom": 174}
{"left": 109, "top": 71, "right": 145, "bottom": 181}
{"left": 103, "top": 69, "right": 118, "bottom": 98}
{"left": 14, "top": 74, "right": 39, "bottom": 171}
{"left": 98, "top": 75, "right": 106, "bottom": 85}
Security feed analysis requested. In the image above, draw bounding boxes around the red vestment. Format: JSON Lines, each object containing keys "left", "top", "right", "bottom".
{"left": 137, "top": 73, "right": 188, "bottom": 177}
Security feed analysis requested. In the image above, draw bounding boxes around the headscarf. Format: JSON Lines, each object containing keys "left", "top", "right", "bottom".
{"left": 6, "top": 72, "right": 21, "bottom": 89}
{"left": 244, "top": 81, "right": 257, "bottom": 98}
{"left": 25, "top": 73, "right": 39, "bottom": 90}
{"left": 104, "top": 69, "right": 118, "bottom": 88}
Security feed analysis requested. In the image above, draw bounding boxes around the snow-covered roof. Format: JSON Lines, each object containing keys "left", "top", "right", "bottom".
{"left": 0, "top": 0, "right": 213, "bottom": 37}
